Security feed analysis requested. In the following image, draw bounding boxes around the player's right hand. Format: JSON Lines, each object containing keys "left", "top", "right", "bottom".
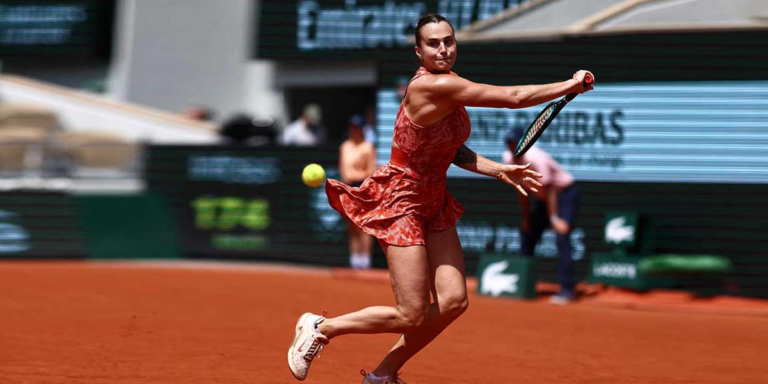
{"left": 572, "top": 70, "right": 594, "bottom": 93}
{"left": 499, "top": 163, "right": 543, "bottom": 197}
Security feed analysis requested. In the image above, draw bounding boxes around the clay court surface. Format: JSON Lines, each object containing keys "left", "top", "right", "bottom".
{"left": 1, "top": 261, "right": 766, "bottom": 384}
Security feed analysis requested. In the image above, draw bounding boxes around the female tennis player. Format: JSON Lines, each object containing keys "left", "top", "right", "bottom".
{"left": 288, "top": 13, "right": 594, "bottom": 384}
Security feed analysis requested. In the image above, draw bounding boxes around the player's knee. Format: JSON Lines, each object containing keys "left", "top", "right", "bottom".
{"left": 400, "top": 305, "right": 429, "bottom": 332}
{"left": 443, "top": 293, "right": 469, "bottom": 320}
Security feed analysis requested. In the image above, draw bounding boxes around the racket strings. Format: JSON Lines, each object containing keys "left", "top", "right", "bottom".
{"left": 522, "top": 108, "right": 553, "bottom": 149}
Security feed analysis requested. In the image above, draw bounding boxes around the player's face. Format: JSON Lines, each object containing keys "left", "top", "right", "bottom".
{"left": 415, "top": 21, "right": 456, "bottom": 73}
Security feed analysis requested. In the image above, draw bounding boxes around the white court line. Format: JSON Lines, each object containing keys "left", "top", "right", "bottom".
{"left": 80, "top": 259, "right": 335, "bottom": 276}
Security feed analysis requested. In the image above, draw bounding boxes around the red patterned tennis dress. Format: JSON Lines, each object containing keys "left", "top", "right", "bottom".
{"left": 325, "top": 67, "right": 471, "bottom": 247}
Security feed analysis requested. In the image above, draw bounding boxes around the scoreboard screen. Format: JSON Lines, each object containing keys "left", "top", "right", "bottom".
{"left": 0, "top": 0, "right": 115, "bottom": 57}
{"left": 256, "top": 0, "right": 532, "bottom": 58}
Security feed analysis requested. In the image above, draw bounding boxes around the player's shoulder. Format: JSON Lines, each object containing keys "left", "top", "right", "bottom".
{"left": 411, "top": 72, "right": 464, "bottom": 92}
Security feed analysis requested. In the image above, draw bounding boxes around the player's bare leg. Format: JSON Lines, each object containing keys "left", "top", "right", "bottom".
{"left": 370, "top": 227, "right": 468, "bottom": 378}
{"left": 289, "top": 244, "right": 430, "bottom": 381}
{"left": 319, "top": 244, "right": 431, "bottom": 337}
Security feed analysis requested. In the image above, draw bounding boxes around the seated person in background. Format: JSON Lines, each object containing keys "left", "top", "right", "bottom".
{"left": 280, "top": 103, "right": 327, "bottom": 147}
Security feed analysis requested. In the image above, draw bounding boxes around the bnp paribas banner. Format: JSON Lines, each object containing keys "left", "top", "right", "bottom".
{"left": 376, "top": 81, "right": 768, "bottom": 184}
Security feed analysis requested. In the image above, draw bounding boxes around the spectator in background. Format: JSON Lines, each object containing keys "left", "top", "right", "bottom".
{"left": 503, "top": 127, "right": 581, "bottom": 305}
{"left": 339, "top": 115, "right": 377, "bottom": 269}
{"left": 280, "top": 103, "right": 327, "bottom": 146}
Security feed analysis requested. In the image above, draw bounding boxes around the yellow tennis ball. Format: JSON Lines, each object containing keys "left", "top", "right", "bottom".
{"left": 302, "top": 163, "right": 326, "bottom": 188}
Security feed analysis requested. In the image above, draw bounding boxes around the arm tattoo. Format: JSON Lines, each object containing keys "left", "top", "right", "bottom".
{"left": 453, "top": 145, "right": 477, "bottom": 165}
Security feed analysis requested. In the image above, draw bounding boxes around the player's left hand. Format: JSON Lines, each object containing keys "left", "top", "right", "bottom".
{"left": 499, "top": 163, "right": 542, "bottom": 197}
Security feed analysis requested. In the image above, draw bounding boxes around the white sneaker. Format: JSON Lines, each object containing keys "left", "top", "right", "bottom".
{"left": 288, "top": 312, "right": 328, "bottom": 381}
{"left": 549, "top": 292, "right": 575, "bottom": 306}
{"left": 350, "top": 254, "right": 361, "bottom": 269}
{"left": 358, "top": 254, "right": 372, "bottom": 269}
{"left": 350, "top": 254, "right": 372, "bottom": 270}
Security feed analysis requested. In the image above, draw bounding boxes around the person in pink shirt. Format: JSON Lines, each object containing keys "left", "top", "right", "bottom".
{"left": 503, "top": 127, "right": 581, "bottom": 304}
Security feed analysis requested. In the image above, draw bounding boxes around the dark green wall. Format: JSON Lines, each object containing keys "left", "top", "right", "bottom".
{"left": 0, "top": 192, "right": 180, "bottom": 260}
{"left": 144, "top": 145, "right": 768, "bottom": 298}
{"left": 74, "top": 194, "right": 180, "bottom": 260}
{"left": 379, "top": 30, "right": 768, "bottom": 86}
{"left": 0, "top": 191, "right": 86, "bottom": 259}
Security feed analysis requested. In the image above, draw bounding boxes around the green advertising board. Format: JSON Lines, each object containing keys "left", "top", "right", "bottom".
{"left": 144, "top": 145, "right": 352, "bottom": 265}
{"left": 589, "top": 253, "right": 675, "bottom": 290}
{"left": 603, "top": 211, "right": 638, "bottom": 250}
{"left": 476, "top": 254, "right": 536, "bottom": 300}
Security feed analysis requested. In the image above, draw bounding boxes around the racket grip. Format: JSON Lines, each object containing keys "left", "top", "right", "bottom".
{"left": 584, "top": 72, "right": 594, "bottom": 86}
{"left": 564, "top": 72, "right": 594, "bottom": 102}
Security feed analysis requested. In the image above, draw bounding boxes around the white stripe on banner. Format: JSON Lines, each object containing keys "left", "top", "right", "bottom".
{"left": 376, "top": 81, "right": 768, "bottom": 184}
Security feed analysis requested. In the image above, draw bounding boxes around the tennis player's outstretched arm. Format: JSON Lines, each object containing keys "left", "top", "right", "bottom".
{"left": 405, "top": 70, "right": 593, "bottom": 127}
{"left": 453, "top": 145, "right": 542, "bottom": 196}
{"left": 433, "top": 71, "right": 592, "bottom": 108}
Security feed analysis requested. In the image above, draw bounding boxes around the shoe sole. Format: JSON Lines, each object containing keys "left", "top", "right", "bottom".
{"left": 288, "top": 312, "right": 312, "bottom": 381}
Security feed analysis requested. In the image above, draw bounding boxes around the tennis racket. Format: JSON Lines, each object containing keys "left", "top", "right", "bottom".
{"left": 513, "top": 73, "right": 594, "bottom": 158}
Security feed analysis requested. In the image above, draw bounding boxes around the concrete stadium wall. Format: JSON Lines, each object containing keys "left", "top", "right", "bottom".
{"left": 0, "top": 75, "right": 219, "bottom": 143}
{"left": 108, "top": 0, "right": 255, "bottom": 123}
